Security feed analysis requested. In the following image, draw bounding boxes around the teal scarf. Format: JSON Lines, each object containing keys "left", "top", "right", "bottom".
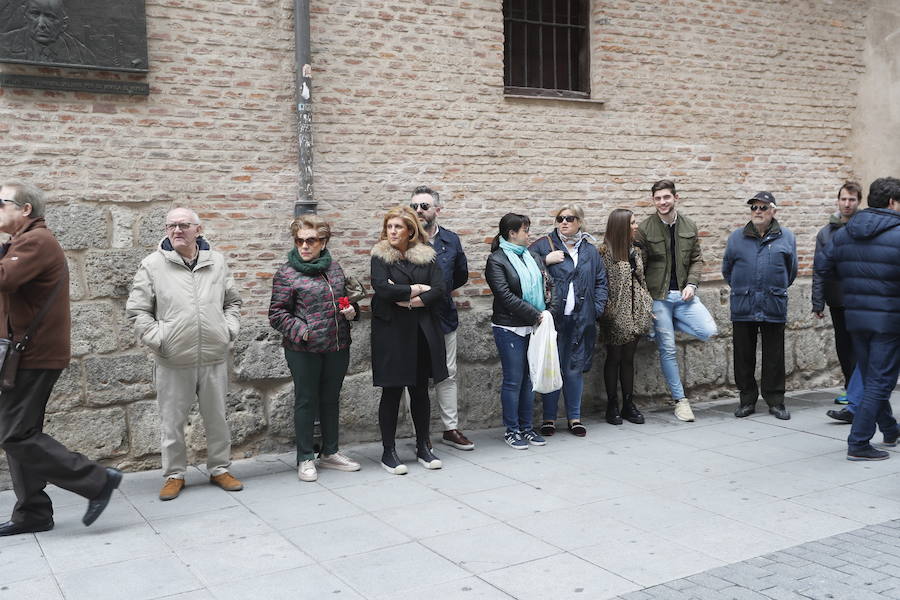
{"left": 499, "top": 238, "right": 545, "bottom": 311}
{"left": 288, "top": 247, "right": 332, "bottom": 275}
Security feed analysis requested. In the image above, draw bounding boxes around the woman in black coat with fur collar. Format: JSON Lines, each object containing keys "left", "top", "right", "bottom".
{"left": 370, "top": 205, "right": 448, "bottom": 475}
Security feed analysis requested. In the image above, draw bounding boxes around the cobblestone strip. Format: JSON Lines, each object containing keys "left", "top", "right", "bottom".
{"left": 613, "top": 520, "right": 900, "bottom": 600}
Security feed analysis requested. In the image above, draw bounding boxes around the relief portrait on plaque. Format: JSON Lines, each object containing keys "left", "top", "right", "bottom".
{"left": 0, "top": 0, "right": 148, "bottom": 72}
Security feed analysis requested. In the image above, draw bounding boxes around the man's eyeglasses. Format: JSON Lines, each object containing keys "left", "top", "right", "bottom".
{"left": 556, "top": 215, "right": 579, "bottom": 223}
{"left": 296, "top": 236, "right": 325, "bottom": 246}
{"left": 749, "top": 205, "right": 771, "bottom": 212}
{"left": 165, "top": 222, "right": 197, "bottom": 231}
{"left": 0, "top": 198, "right": 22, "bottom": 208}
{"left": 409, "top": 202, "right": 432, "bottom": 212}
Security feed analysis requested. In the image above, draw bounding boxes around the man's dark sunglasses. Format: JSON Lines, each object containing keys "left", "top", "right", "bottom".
{"left": 749, "top": 205, "right": 771, "bottom": 212}
{"left": 555, "top": 215, "right": 579, "bottom": 223}
{"left": 409, "top": 202, "right": 432, "bottom": 211}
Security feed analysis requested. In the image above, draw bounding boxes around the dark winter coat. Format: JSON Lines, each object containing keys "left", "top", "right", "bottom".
{"left": 817, "top": 208, "right": 900, "bottom": 334}
{"left": 722, "top": 220, "right": 798, "bottom": 323}
{"left": 811, "top": 214, "right": 847, "bottom": 312}
{"left": 268, "top": 258, "right": 354, "bottom": 353}
{"left": 530, "top": 231, "right": 608, "bottom": 372}
{"left": 370, "top": 240, "right": 449, "bottom": 387}
{"left": 485, "top": 248, "right": 557, "bottom": 327}
{"left": 431, "top": 226, "right": 468, "bottom": 334}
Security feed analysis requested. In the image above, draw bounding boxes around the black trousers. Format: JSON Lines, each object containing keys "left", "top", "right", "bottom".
{"left": 378, "top": 328, "right": 432, "bottom": 450}
{"left": 0, "top": 369, "right": 107, "bottom": 524}
{"left": 829, "top": 307, "right": 856, "bottom": 389}
{"left": 732, "top": 322, "right": 786, "bottom": 408}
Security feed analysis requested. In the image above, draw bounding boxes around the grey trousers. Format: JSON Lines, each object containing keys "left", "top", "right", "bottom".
{"left": 155, "top": 361, "right": 232, "bottom": 479}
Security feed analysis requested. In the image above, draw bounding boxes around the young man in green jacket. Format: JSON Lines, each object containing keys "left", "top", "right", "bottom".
{"left": 638, "top": 180, "right": 717, "bottom": 422}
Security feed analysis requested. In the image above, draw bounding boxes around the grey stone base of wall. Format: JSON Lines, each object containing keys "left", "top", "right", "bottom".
{"left": 0, "top": 280, "right": 842, "bottom": 491}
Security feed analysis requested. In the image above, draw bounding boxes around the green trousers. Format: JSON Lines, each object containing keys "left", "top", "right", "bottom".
{"left": 284, "top": 348, "right": 350, "bottom": 462}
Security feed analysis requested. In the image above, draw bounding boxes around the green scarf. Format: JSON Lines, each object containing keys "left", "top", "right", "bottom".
{"left": 499, "top": 238, "right": 545, "bottom": 311}
{"left": 288, "top": 247, "right": 332, "bottom": 275}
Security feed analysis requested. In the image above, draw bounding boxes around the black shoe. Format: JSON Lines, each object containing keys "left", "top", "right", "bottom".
{"left": 0, "top": 518, "right": 54, "bottom": 537}
{"left": 734, "top": 404, "right": 756, "bottom": 418}
{"left": 380, "top": 447, "right": 408, "bottom": 475}
{"left": 883, "top": 433, "right": 899, "bottom": 447}
{"left": 847, "top": 446, "right": 890, "bottom": 461}
{"left": 826, "top": 408, "right": 854, "bottom": 424}
{"left": 416, "top": 443, "right": 443, "bottom": 470}
{"left": 82, "top": 467, "right": 123, "bottom": 527}
{"left": 768, "top": 405, "right": 790, "bottom": 420}
{"left": 605, "top": 398, "right": 622, "bottom": 425}
{"left": 620, "top": 395, "right": 645, "bottom": 424}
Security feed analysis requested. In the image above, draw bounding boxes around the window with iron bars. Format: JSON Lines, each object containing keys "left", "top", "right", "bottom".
{"left": 503, "top": 0, "right": 590, "bottom": 99}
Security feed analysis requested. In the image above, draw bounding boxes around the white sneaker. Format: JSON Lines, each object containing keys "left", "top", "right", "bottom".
{"left": 318, "top": 452, "right": 361, "bottom": 472}
{"left": 298, "top": 459, "right": 318, "bottom": 482}
{"left": 674, "top": 399, "right": 695, "bottom": 422}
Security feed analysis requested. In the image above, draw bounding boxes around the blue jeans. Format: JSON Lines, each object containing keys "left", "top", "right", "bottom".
{"left": 846, "top": 366, "right": 862, "bottom": 415}
{"left": 652, "top": 291, "right": 718, "bottom": 401}
{"left": 542, "top": 315, "right": 583, "bottom": 422}
{"left": 493, "top": 327, "right": 534, "bottom": 432}
{"left": 848, "top": 333, "right": 900, "bottom": 451}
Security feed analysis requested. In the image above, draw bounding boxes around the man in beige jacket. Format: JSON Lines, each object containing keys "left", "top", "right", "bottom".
{"left": 126, "top": 208, "right": 243, "bottom": 500}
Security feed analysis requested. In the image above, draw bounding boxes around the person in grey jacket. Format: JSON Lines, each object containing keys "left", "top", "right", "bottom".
{"left": 812, "top": 181, "right": 862, "bottom": 419}
{"left": 126, "top": 208, "right": 243, "bottom": 501}
{"left": 722, "top": 192, "right": 798, "bottom": 420}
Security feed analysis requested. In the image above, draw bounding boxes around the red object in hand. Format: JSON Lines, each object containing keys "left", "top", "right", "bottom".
{"left": 338, "top": 297, "right": 350, "bottom": 310}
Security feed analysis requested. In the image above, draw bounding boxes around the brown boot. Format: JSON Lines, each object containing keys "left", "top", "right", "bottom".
{"left": 210, "top": 472, "right": 244, "bottom": 492}
{"left": 159, "top": 477, "right": 185, "bottom": 501}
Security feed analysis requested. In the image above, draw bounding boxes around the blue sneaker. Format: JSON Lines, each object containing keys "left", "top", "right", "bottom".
{"left": 834, "top": 392, "right": 849, "bottom": 405}
{"left": 521, "top": 429, "right": 546, "bottom": 446}
{"left": 504, "top": 430, "right": 528, "bottom": 450}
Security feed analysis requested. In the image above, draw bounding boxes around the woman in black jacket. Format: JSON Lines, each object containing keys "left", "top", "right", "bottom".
{"left": 370, "top": 205, "right": 448, "bottom": 474}
{"left": 485, "top": 213, "right": 554, "bottom": 450}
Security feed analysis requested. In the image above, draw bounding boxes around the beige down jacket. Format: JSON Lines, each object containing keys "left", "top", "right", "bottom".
{"left": 126, "top": 238, "right": 242, "bottom": 367}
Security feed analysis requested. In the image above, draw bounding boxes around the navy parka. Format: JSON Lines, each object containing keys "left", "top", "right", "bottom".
{"left": 722, "top": 220, "right": 798, "bottom": 323}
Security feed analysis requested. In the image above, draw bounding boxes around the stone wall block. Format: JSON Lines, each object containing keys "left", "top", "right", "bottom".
{"left": 225, "top": 388, "right": 267, "bottom": 446}
{"left": 51, "top": 203, "right": 110, "bottom": 250}
{"left": 136, "top": 206, "right": 172, "bottom": 249}
{"left": 266, "top": 383, "right": 296, "bottom": 439}
{"left": 109, "top": 206, "right": 137, "bottom": 249}
{"left": 67, "top": 255, "right": 85, "bottom": 302}
{"left": 46, "top": 362, "right": 84, "bottom": 413}
{"left": 44, "top": 408, "right": 127, "bottom": 459}
{"left": 706, "top": 287, "right": 732, "bottom": 337}
{"left": 338, "top": 372, "right": 381, "bottom": 439}
{"left": 794, "top": 327, "right": 830, "bottom": 373}
{"left": 456, "top": 308, "right": 496, "bottom": 362}
{"left": 347, "top": 317, "right": 371, "bottom": 375}
{"left": 457, "top": 363, "right": 502, "bottom": 426}
{"left": 234, "top": 325, "right": 291, "bottom": 381}
{"left": 71, "top": 302, "right": 119, "bottom": 357}
{"left": 127, "top": 400, "right": 161, "bottom": 457}
{"left": 84, "top": 249, "right": 148, "bottom": 299}
{"left": 83, "top": 353, "right": 155, "bottom": 406}
{"left": 633, "top": 341, "right": 679, "bottom": 398}
{"left": 787, "top": 282, "right": 815, "bottom": 329}
{"left": 683, "top": 338, "right": 729, "bottom": 388}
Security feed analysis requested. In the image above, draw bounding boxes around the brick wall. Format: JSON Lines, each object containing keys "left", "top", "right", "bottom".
{"left": 0, "top": 0, "right": 880, "bottom": 484}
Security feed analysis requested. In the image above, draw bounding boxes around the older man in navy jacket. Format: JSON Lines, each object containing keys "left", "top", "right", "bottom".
{"left": 818, "top": 177, "right": 900, "bottom": 461}
{"left": 408, "top": 186, "right": 473, "bottom": 450}
{"left": 723, "top": 192, "right": 798, "bottom": 421}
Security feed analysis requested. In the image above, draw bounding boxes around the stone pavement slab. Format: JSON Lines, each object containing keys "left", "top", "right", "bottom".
{"left": 1, "top": 387, "right": 900, "bottom": 599}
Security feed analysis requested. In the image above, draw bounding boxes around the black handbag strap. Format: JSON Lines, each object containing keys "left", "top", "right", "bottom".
{"left": 13, "top": 268, "right": 67, "bottom": 352}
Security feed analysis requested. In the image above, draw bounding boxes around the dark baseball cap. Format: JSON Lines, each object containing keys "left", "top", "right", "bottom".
{"left": 748, "top": 191, "right": 776, "bottom": 206}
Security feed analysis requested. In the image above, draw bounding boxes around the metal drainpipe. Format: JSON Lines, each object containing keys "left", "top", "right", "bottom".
{"left": 294, "top": 0, "right": 316, "bottom": 216}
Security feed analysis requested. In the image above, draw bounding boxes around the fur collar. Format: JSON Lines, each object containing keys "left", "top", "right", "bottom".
{"left": 371, "top": 239, "right": 436, "bottom": 265}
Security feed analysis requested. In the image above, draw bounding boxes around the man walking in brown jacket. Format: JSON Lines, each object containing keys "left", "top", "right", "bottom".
{"left": 0, "top": 182, "right": 122, "bottom": 536}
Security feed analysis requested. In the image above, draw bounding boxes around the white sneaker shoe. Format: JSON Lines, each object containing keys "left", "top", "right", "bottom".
{"left": 674, "top": 399, "right": 695, "bottom": 422}
{"left": 318, "top": 452, "right": 361, "bottom": 472}
{"left": 298, "top": 459, "right": 318, "bottom": 482}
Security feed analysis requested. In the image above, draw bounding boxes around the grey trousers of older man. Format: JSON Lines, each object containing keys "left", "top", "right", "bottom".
{"left": 155, "top": 362, "right": 232, "bottom": 479}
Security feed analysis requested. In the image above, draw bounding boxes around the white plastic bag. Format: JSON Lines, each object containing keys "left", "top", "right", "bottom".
{"left": 528, "top": 310, "right": 562, "bottom": 394}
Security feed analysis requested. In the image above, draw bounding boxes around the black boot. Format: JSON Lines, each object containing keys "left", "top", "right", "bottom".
{"left": 621, "top": 394, "right": 645, "bottom": 424}
{"left": 606, "top": 396, "right": 622, "bottom": 425}
{"left": 381, "top": 447, "right": 408, "bottom": 475}
{"left": 416, "top": 441, "right": 443, "bottom": 470}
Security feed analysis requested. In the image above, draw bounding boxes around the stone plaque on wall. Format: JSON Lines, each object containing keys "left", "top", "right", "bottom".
{"left": 0, "top": 0, "right": 148, "bottom": 72}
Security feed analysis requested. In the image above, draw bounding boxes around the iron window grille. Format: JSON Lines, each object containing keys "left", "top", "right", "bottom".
{"left": 503, "top": 0, "right": 590, "bottom": 99}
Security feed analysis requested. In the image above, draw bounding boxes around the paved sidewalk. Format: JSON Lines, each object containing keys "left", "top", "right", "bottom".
{"left": 2, "top": 387, "right": 900, "bottom": 600}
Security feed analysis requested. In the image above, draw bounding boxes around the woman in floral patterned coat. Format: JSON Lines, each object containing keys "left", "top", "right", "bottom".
{"left": 599, "top": 209, "right": 654, "bottom": 426}
{"left": 268, "top": 216, "right": 361, "bottom": 483}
